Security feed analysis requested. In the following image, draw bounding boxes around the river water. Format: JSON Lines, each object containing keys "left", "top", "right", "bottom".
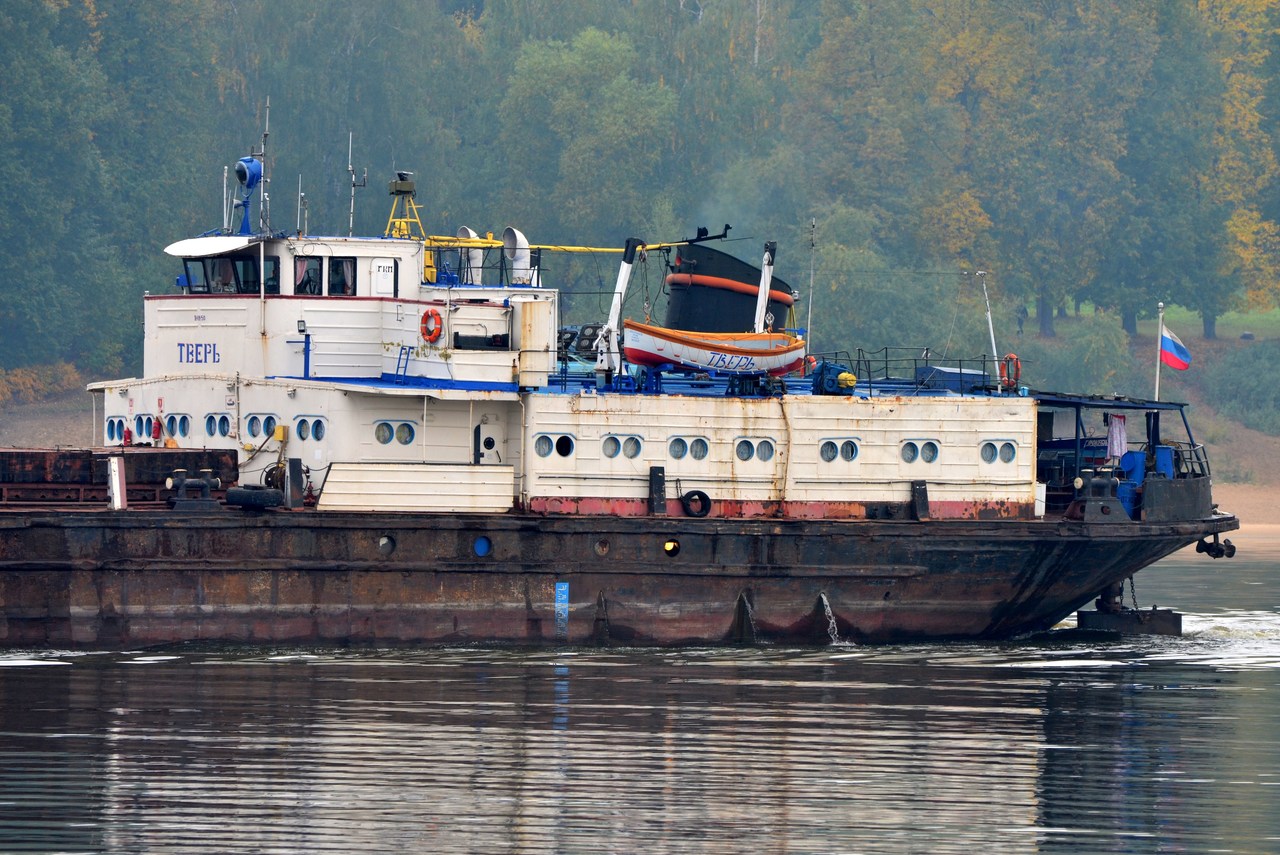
{"left": 1, "top": 529, "right": 1276, "bottom": 854}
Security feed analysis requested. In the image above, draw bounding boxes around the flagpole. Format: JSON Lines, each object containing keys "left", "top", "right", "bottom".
{"left": 1154, "top": 301, "right": 1165, "bottom": 401}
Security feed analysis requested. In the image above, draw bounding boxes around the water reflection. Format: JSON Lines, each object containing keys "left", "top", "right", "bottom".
{"left": 0, "top": 537, "right": 1276, "bottom": 853}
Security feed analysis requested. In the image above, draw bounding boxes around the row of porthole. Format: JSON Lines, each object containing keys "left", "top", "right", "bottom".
{"left": 735, "top": 438, "right": 776, "bottom": 462}
{"left": 107, "top": 415, "right": 330, "bottom": 442}
{"left": 246, "top": 415, "right": 279, "bottom": 438}
{"left": 533, "top": 433, "right": 1018, "bottom": 465}
{"left": 375, "top": 421, "right": 416, "bottom": 445}
{"left": 114, "top": 414, "right": 193, "bottom": 441}
{"left": 603, "top": 435, "right": 642, "bottom": 459}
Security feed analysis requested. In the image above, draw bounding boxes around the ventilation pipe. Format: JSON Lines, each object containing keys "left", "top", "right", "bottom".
{"left": 503, "top": 227, "right": 541, "bottom": 287}
{"left": 456, "top": 226, "right": 484, "bottom": 284}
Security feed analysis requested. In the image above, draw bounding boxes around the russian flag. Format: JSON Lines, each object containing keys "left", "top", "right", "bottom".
{"left": 1160, "top": 327, "right": 1192, "bottom": 371}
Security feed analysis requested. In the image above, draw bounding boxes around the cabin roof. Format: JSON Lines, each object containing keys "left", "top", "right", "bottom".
{"left": 164, "top": 236, "right": 260, "bottom": 258}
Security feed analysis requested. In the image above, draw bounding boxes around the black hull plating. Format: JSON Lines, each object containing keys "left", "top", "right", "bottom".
{"left": 0, "top": 509, "right": 1239, "bottom": 648}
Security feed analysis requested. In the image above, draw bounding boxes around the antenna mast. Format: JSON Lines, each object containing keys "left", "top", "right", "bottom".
{"left": 256, "top": 97, "right": 270, "bottom": 233}
{"left": 806, "top": 217, "right": 816, "bottom": 345}
{"left": 348, "top": 132, "right": 367, "bottom": 236}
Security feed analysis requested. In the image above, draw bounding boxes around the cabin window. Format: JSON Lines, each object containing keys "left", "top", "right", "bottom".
{"left": 105, "top": 418, "right": 127, "bottom": 442}
{"left": 395, "top": 423, "right": 415, "bottom": 445}
{"left": 247, "top": 415, "right": 261, "bottom": 437}
{"left": 690, "top": 438, "right": 709, "bottom": 460}
{"left": 669, "top": 438, "right": 688, "bottom": 459}
{"left": 736, "top": 440, "right": 755, "bottom": 461}
{"left": 757, "top": 439, "right": 775, "bottom": 462}
{"left": 215, "top": 255, "right": 281, "bottom": 294}
{"left": 204, "top": 413, "right": 231, "bottom": 437}
{"left": 623, "top": 437, "right": 642, "bottom": 459}
{"left": 821, "top": 439, "right": 860, "bottom": 463}
{"left": 903, "top": 440, "right": 939, "bottom": 463}
{"left": 534, "top": 434, "right": 575, "bottom": 458}
{"left": 264, "top": 415, "right": 278, "bottom": 437}
{"left": 296, "top": 418, "right": 325, "bottom": 441}
{"left": 603, "top": 436, "right": 621, "bottom": 458}
{"left": 295, "top": 257, "right": 323, "bottom": 296}
{"left": 999, "top": 442, "right": 1016, "bottom": 463}
{"left": 981, "top": 442, "right": 998, "bottom": 463}
{"left": 329, "top": 257, "right": 356, "bottom": 296}
{"left": 182, "top": 259, "right": 211, "bottom": 293}
{"left": 375, "top": 422, "right": 394, "bottom": 444}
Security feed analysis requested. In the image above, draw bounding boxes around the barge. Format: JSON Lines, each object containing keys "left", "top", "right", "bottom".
{"left": 0, "top": 142, "right": 1239, "bottom": 648}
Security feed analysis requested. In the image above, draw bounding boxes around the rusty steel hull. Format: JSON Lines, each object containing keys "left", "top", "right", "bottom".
{"left": 0, "top": 507, "right": 1239, "bottom": 648}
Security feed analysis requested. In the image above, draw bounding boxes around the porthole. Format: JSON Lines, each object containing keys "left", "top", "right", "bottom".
{"left": 555, "top": 435, "right": 574, "bottom": 457}
{"left": 247, "top": 415, "right": 261, "bottom": 437}
{"left": 312, "top": 419, "right": 325, "bottom": 441}
{"left": 669, "top": 437, "right": 688, "bottom": 459}
{"left": 1000, "top": 442, "right": 1016, "bottom": 463}
{"left": 757, "top": 439, "right": 775, "bottom": 462}
{"left": 375, "top": 422, "right": 393, "bottom": 445}
{"left": 841, "top": 440, "right": 859, "bottom": 461}
{"left": 623, "top": 436, "right": 642, "bottom": 459}
{"left": 474, "top": 535, "right": 492, "bottom": 557}
{"left": 396, "top": 423, "right": 415, "bottom": 445}
{"left": 921, "top": 441, "right": 939, "bottom": 463}
{"left": 736, "top": 440, "right": 754, "bottom": 461}
{"left": 144, "top": 416, "right": 154, "bottom": 439}
{"left": 603, "top": 436, "right": 621, "bottom": 458}
{"left": 166, "top": 415, "right": 177, "bottom": 436}
{"left": 902, "top": 442, "right": 919, "bottom": 463}
{"left": 981, "top": 442, "right": 998, "bottom": 463}
{"left": 690, "top": 438, "right": 709, "bottom": 460}
{"left": 297, "top": 419, "right": 311, "bottom": 441}
{"left": 820, "top": 440, "right": 838, "bottom": 462}
{"left": 178, "top": 415, "right": 190, "bottom": 437}
{"left": 206, "top": 415, "right": 217, "bottom": 436}
{"left": 107, "top": 420, "right": 117, "bottom": 442}
{"left": 264, "top": 416, "right": 278, "bottom": 438}
{"left": 218, "top": 415, "right": 230, "bottom": 437}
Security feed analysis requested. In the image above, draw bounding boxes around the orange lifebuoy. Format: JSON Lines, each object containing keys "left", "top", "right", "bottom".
{"left": 998, "top": 352, "right": 1021, "bottom": 390}
{"left": 420, "top": 308, "right": 443, "bottom": 343}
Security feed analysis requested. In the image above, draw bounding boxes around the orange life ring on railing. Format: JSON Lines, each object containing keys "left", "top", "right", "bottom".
{"left": 998, "top": 352, "right": 1021, "bottom": 390}
{"left": 420, "top": 308, "right": 443, "bottom": 343}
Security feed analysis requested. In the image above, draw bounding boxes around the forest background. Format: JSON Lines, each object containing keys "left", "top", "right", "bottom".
{"left": 5, "top": 0, "right": 1280, "bottom": 479}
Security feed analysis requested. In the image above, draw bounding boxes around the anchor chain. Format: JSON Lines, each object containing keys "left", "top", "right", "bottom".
{"left": 1128, "top": 576, "right": 1151, "bottom": 623}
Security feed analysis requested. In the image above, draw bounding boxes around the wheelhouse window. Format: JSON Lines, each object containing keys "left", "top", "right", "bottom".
{"left": 329, "top": 257, "right": 356, "bottom": 296}
{"left": 182, "top": 255, "right": 279, "bottom": 294}
{"left": 295, "top": 257, "right": 323, "bottom": 296}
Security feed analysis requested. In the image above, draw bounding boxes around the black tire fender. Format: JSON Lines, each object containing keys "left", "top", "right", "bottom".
{"left": 680, "top": 490, "right": 712, "bottom": 518}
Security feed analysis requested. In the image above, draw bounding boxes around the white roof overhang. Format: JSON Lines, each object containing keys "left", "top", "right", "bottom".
{"left": 164, "top": 236, "right": 259, "bottom": 258}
